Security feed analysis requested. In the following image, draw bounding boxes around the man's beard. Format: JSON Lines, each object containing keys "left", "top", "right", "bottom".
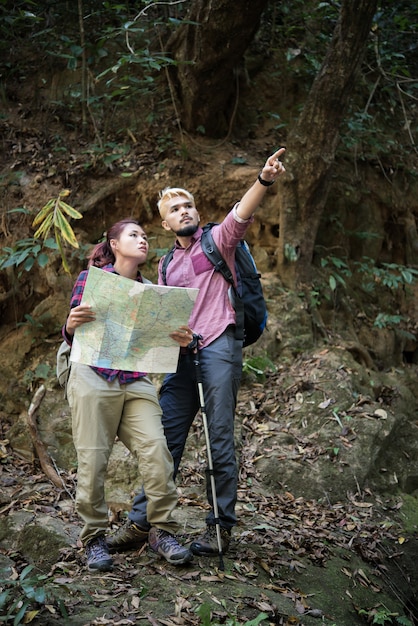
{"left": 176, "top": 223, "right": 199, "bottom": 237}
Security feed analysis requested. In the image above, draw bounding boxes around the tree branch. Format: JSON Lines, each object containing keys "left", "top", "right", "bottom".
{"left": 27, "top": 385, "right": 65, "bottom": 489}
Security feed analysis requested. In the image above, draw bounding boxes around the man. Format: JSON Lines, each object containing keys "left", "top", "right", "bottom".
{"left": 107, "top": 148, "right": 286, "bottom": 557}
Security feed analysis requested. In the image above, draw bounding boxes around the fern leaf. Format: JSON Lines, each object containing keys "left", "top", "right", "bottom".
{"left": 55, "top": 209, "right": 79, "bottom": 248}
{"left": 33, "top": 213, "right": 54, "bottom": 239}
{"left": 58, "top": 200, "right": 83, "bottom": 220}
{"left": 32, "top": 199, "right": 55, "bottom": 227}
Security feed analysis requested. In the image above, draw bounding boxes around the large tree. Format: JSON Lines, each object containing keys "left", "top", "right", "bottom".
{"left": 165, "top": 0, "right": 269, "bottom": 137}
{"left": 276, "top": 0, "right": 378, "bottom": 287}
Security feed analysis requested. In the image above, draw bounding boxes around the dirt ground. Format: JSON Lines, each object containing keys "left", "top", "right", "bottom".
{"left": 1, "top": 362, "right": 418, "bottom": 626}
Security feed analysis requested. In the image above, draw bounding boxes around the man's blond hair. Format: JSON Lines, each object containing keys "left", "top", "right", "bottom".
{"left": 157, "top": 187, "right": 195, "bottom": 217}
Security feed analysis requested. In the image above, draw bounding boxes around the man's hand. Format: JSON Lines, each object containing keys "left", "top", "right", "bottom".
{"left": 259, "top": 147, "right": 286, "bottom": 184}
{"left": 236, "top": 147, "right": 286, "bottom": 221}
{"left": 170, "top": 325, "right": 196, "bottom": 348}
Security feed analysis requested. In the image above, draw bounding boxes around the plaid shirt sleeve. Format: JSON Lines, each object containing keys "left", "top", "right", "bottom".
{"left": 62, "top": 270, "right": 88, "bottom": 343}
{"left": 70, "top": 270, "right": 88, "bottom": 309}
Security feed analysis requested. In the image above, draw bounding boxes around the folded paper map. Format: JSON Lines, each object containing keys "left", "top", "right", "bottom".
{"left": 71, "top": 266, "right": 199, "bottom": 373}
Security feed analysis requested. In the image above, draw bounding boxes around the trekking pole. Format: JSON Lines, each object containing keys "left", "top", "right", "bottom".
{"left": 188, "top": 333, "right": 225, "bottom": 572}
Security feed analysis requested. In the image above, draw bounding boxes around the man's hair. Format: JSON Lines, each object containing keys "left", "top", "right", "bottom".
{"left": 157, "top": 187, "right": 195, "bottom": 217}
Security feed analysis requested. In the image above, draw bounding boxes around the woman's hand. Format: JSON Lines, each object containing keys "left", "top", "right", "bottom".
{"left": 170, "top": 325, "right": 196, "bottom": 348}
{"left": 65, "top": 303, "right": 96, "bottom": 336}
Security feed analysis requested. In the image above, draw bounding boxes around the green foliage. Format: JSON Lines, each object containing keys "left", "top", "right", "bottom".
{"left": 339, "top": 2, "right": 418, "bottom": 164}
{"left": 327, "top": 446, "right": 340, "bottom": 459}
{"left": 353, "top": 257, "right": 418, "bottom": 298}
{"left": 284, "top": 243, "right": 299, "bottom": 262}
{"left": 22, "top": 363, "right": 53, "bottom": 389}
{"left": 266, "top": 112, "right": 287, "bottom": 131}
{"left": 318, "top": 254, "right": 417, "bottom": 300}
{"left": 309, "top": 287, "right": 321, "bottom": 308}
{"left": 374, "top": 313, "right": 405, "bottom": 329}
{"left": 242, "top": 355, "right": 277, "bottom": 382}
{"left": 311, "top": 253, "right": 417, "bottom": 334}
{"left": 0, "top": 1, "right": 183, "bottom": 144}
{"left": 357, "top": 604, "right": 413, "bottom": 625}
{"left": 274, "top": 0, "right": 338, "bottom": 78}
{"left": 17, "top": 314, "right": 44, "bottom": 330}
{"left": 196, "top": 602, "right": 268, "bottom": 626}
{"left": 321, "top": 256, "right": 352, "bottom": 292}
{"left": 0, "top": 237, "right": 58, "bottom": 274}
{"left": 0, "top": 564, "right": 68, "bottom": 624}
{"left": 81, "top": 141, "right": 131, "bottom": 169}
{"left": 0, "top": 192, "right": 83, "bottom": 276}
{"left": 32, "top": 190, "right": 83, "bottom": 273}
{"left": 265, "top": 1, "right": 418, "bottom": 166}
{"left": 231, "top": 156, "right": 248, "bottom": 165}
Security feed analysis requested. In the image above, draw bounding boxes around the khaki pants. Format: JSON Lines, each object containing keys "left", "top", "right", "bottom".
{"left": 67, "top": 363, "right": 179, "bottom": 545}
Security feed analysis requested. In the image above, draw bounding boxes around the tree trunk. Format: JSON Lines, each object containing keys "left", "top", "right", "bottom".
{"left": 278, "top": 0, "right": 378, "bottom": 288}
{"left": 167, "top": 0, "right": 269, "bottom": 137}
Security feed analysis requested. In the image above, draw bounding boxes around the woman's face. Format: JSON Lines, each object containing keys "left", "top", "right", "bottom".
{"left": 111, "top": 223, "right": 149, "bottom": 263}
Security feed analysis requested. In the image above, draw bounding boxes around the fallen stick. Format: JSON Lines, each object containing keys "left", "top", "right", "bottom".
{"left": 27, "top": 385, "right": 64, "bottom": 489}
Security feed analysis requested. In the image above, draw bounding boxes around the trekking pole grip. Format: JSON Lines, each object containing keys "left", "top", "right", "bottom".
{"left": 187, "top": 333, "right": 203, "bottom": 351}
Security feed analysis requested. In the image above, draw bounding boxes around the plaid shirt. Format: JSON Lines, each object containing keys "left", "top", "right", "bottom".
{"left": 62, "top": 264, "right": 147, "bottom": 383}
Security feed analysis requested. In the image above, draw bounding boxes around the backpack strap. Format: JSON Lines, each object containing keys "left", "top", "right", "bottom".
{"left": 160, "top": 245, "right": 176, "bottom": 285}
{"left": 201, "top": 224, "right": 245, "bottom": 342}
{"left": 201, "top": 224, "right": 235, "bottom": 286}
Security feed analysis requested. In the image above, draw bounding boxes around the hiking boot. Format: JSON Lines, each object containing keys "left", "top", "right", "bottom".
{"left": 85, "top": 535, "right": 113, "bottom": 572}
{"left": 106, "top": 520, "right": 149, "bottom": 553}
{"left": 190, "top": 525, "right": 231, "bottom": 556}
{"left": 148, "top": 527, "right": 193, "bottom": 565}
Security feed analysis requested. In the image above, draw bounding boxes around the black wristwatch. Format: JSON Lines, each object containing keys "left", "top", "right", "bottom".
{"left": 257, "top": 172, "right": 274, "bottom": 186}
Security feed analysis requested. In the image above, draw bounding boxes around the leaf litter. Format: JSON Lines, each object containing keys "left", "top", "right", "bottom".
{"left": 0, "top": 361, "right": 417, "bottom": 625}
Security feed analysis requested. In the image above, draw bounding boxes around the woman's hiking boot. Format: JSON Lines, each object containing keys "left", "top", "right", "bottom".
{"left": 85, "top": 535, "right": 113, "bottom": 571}
{"left": 106, "top": 520, "right": 148, "bottom": 553}
{"left": 190, "top": 525, "right": 231, "bottom": 556}
{"left": 148, "top": 527, "right": 193, "bottom": 565}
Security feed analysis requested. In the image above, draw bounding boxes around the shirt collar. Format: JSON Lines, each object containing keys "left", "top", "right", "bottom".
{"left": 102, "top": 263, "right": 143, "bottom": 282}
{"left": 174, "top": 226, "right": 203, "bottom": 249}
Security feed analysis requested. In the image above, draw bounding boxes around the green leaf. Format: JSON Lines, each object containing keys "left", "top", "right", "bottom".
{"left": 7, "top": 207, "right": 29, "bottom": 215}
{"left": 44, "top": 238, "right": 59, "bottom": 250}
{"left": 33, "top": 212, "right": 54, "bottom": 239}
{"left": 33, "top": 587, "right": 46, "bottom": 603}
{"left": 23, "top": 256, "right": 35, "bottom": 271}
{"left": 57, "top": 200, "right": 83, "bottom": 219}
{"left": 13, "top": 600, "right": 29, "bottom": 625}
{"left": 401, "top": 269, "right": 413, "bottom": 284}
{"left": 32, "top": 199, "right": 55, "bottom": 226}
{"left": 37, "top": 253, "right": 50, "bottom": 268}
{"left": 244, "top": 613, "right": 269, "bottom": 626}
{"left": 12, "top": 249, "right": 31, "bottom": 266}
{"left": 19, "top": 565, "right": 34, "bottom": 580}
{"left": 0, "top": 589, "right": 10, "bottom": 608}
{"left": 56, "top": 233, "right": 71, "bottom": 274}
{"left": 55, "top": 209, "right": 79, "bottom": 248}
{"left": 196, "top": 602, "right": 212, "bottom": 626}
{"left": 396, "top": 616, "right": 413, "bottom": 625}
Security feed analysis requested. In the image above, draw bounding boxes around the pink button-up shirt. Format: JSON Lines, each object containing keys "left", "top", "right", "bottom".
{"left": 158, "top": 208, "right": 253, "bottom": 349}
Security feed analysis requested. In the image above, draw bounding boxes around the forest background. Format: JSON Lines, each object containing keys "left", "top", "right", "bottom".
{"left": 0, "top": 1, "right": 417, "bottom": 626}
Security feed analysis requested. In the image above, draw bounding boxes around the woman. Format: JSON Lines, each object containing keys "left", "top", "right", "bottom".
{"left": 63, "top": 218, "right": 194, "bottom": 571}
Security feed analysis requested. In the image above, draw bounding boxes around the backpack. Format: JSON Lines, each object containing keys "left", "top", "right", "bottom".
{"left": 56, "top": 340, "right": 71, "bottom": 397}
{"left": 161, "top": 223, "right": 267, "bottom": 347}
